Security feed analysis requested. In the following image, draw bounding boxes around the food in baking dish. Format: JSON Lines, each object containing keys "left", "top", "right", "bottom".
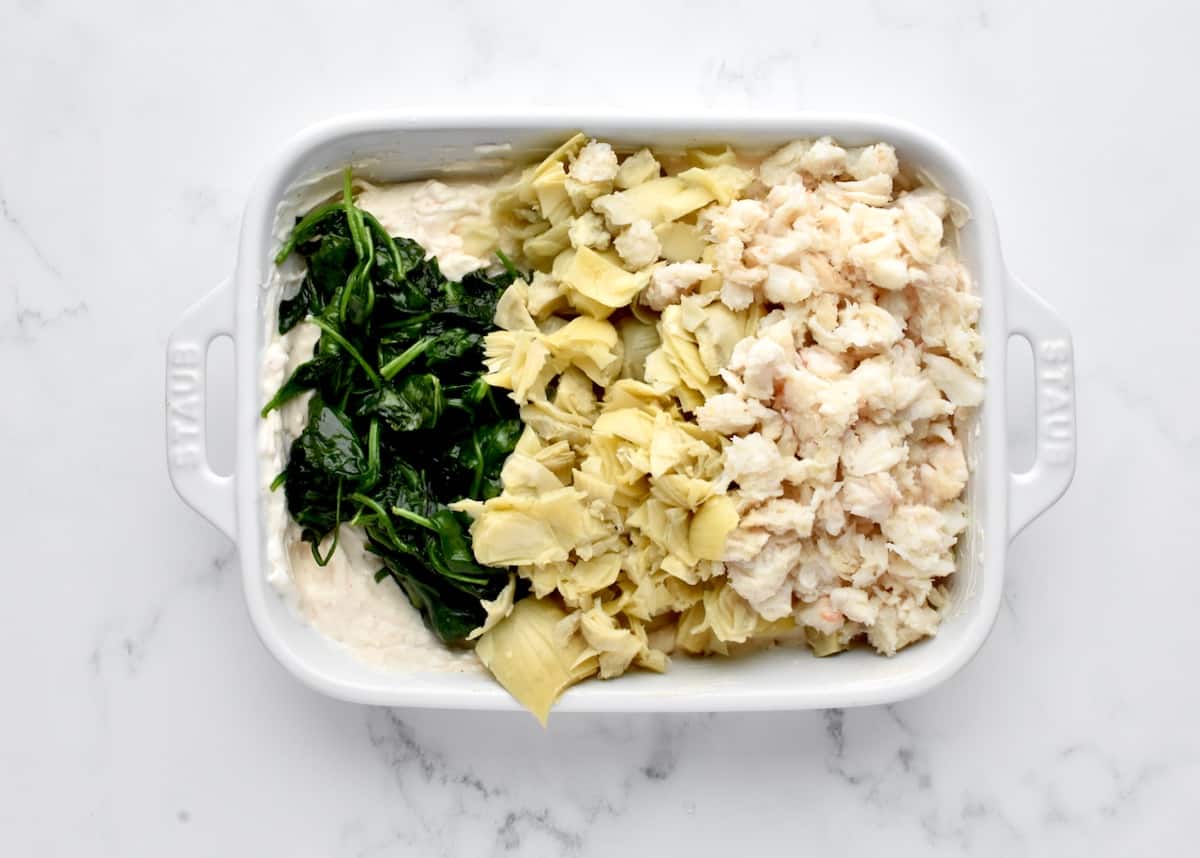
{"left": 260, "top": 134, "right": 982, "bottom": 721}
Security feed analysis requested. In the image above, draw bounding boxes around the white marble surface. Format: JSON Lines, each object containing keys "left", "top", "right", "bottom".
{"left": 3, "top": 0, "right": 1197, "bottom": 854}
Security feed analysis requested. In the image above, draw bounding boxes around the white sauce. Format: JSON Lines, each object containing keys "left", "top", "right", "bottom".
{"left": 356, "top": 180, "right": 495, "bottom": 281}
{"left": 259, "top": 178, "right": 501, "bottom": 673}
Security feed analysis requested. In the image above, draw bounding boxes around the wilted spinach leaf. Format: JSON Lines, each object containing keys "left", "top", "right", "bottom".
{"left": 391, "top": 236, "right": 426, "bottom": 275}
{"left": 378, "top": 557, "right": 487, "bottom": 643}
{"left": 425, "top": 329, "right": 482, "bottom": 367}
{"left": 260, "top": 353, "right": 337, "bottom": 417}
{"left": 360, "top": 374, "right": 445, "bottom": 432}
{"left": 306, "top": 232, "right": 357, "bottom": 305}
{"left": 376, "top": 458, "right": 431, "bottom": 517}
{"left": 455, "top": 418, "right": 523, "bottom": 499}
{"left": 278, "top": 277, "right": 317, "bottom": 335}
{"left": 283, "top": 441, "right": 341, "bottom": 537}
{"left": 295, "top": 400, "right": 367, "bottom": 480}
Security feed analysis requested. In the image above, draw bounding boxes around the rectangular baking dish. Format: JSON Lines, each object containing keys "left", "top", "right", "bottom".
{"left": 166, "top": 114, "right": 1076, "bottom": 712}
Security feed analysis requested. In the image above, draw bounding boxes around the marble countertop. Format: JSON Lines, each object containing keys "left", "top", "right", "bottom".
{"left": 4, "top": 0, "right": 1196, "bottom": 854}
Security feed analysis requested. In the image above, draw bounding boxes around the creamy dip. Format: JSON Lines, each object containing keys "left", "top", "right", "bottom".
{"left": 258, "top": 178, "right": 501, "bottom": 673}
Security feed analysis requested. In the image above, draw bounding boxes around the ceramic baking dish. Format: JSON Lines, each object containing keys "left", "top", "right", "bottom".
{"left": 166, "top": 114, "right": 1076, "bottom": 712}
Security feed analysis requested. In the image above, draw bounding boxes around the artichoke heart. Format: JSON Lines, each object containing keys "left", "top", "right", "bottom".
{"left": 557, "top": 246, "right": 650, "bottom": 318}
{"left": 475, "top": 597, "right": 599, "bottom": 726}
{"left": 596, "top": 176, "right": 714, "bottom": 227}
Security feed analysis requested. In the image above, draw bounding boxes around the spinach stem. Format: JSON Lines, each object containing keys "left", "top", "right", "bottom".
{"left": 392, "top": 506, "right": 436, "bottom": 531}
{"left": 261, "top": 393, "right": 285, "bottom": 418}
{"left": 338, "top": 168, "right": 374, "bottom": 324}
{"left": 381, "top": 313, "right": 432, "bottom": 333}
{"left": 342, "top": 169, "right": 366, "bottom": 258}
{"left": 261, "top": 364, "right": 309, "bottom": 416}
{"left": 495, "top": 249, "right": 520, "bottom": 280}
{"left": 310, "top": 316, "right": 382, "bottom": 386}
{"left": 482, "top": 384, "right": 502, "bottom": 420}
{"left": 311, "top": 480, "right": 343, "bottom": 566}
{"left": 340, "top": 228, "right": 374, "bottom": 322}
{"left": 380, "top": 338, "right": 433, "bottom": 381}
{"left": 349, "top": 492, "right": 405, "bottom": 549}
{"left": 362, "top": 210, "right": 405, "bottom": 276}
{"left": 273, "top": 201, "right": 341, "bottom": 265}
{"left": 469, "top": 433, "right": 484, "bottom": 498}
{"left": 362, "top": 420, "right": 380, "bottom": 491}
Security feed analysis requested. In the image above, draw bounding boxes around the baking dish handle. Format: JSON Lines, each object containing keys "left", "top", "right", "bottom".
{"left": 1006, "top": 276, "right": 1076, "bottom": 540}
{"left": 166, "top": 278, "right": 237, "bottom": 541}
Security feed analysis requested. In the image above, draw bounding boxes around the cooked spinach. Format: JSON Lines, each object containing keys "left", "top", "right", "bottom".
{"left": 264, "top": 169, "right": 519, "bottom": 643}
{"left": 359, "top": 374, "right": 445, "bottom": 432}
{"left": 296, "top": 400, "right": 368, "bottom": 480}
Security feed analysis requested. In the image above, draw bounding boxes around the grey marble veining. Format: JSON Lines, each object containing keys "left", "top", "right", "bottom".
{"left": 2, "top": 0, "right": 1197, "bottom": 854}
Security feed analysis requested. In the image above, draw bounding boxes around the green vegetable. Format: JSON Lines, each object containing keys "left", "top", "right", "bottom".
{"left": 278, "top": 277, "right": 317, "bottom": 334}
{"left": 260, "top": 353, "right": 336, "bottom": 417}
{"left": 360, "top": 374, "right": 445, "bottom": 432}
{"left": 454, "top": 418, "right": 523, "bottom": 499}
{"left": 296, "top": 401, "right": 367, "bottom": 479}
{"left": 266, "top": 169, "right": 521, "bottom": 642}
{"left": 379, "top": 562, "right": 488, "bottom": 643}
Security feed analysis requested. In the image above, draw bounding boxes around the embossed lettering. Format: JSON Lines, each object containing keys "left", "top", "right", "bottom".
{"left": 168, "top": 343, "right": 205, "bottom": 470}
{"left": 168, "top": 367, "right": 200, "bottom": 396}
{"left": 1034, "top": 337, "right": 1074, "bottom": 460}
{"left": 1041, "top": 382, "right": 1071, "bottom": 412}
{"left": 1040, "top": 339, "right": 1070, "bottom": 363}
{"left": 169, "top": 394, "right": 202, "bottom": 423}
{"left": 1045, "top": 413, "right": 1072, "bottom": 443}
{"left": 170, "top": 445, "right": 201, "bottom": 467}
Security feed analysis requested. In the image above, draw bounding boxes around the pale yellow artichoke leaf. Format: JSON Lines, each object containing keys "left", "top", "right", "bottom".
{"left": 531, "top": 133, "right": 587, "bottom": 182}
{"left": 602, "top": 378, "right": 669, "bottom": 411}
{"left": 615, "top": 148, "right": 661, "bottom": 190}
{"left": 685, "top": 146, "right": 737, "bottom": 168}
{"left": 558, "top": 246, "right": 650, "bottom": 317}
{"left": 703, "top": 585, "right": 759, "bottom": 644}
{"left": 579, "top": 605, "right": 643, "bottom": 679}
{"left": 519, "top": 399, "right": 592, "bottom": 446}
{"left": 470, "top": 509, "right": 568, "bottom": 567}
{"left": 493, "top": 281, "right": 538, "bottom": 332}
{"left": 526, "top": 271, "right": 567, "bottom": 320}
{"left": 654, "top": 221, "right": 708, "bottom": 263}
{"left": 522, "top": 220, "right": 572, "bottom": 268}
{"left": 805, "top": 626, "right": 850, "bottom": 657}
{"left": 552, "top": 367, "right": 600, "bottom": 419}
{"left": 597, "top": 177, "right": 714, "bottom": 227}
{"left": 500, "top": 453, "right": 564, "bottom": 495}
{"left": 558, "top": 554, "right": 622, "bottom": 604}
{"left": 689, "top": 495, "right": 739, "bottom": 561}
{"left": 592, "top": 407, "right": 656, "bottom": 447}
{"left": 543, "top": 314, "right": 623, "bottom": 386}
{"left": 467, "top": 574, "right": 517, "bottom": 641}
{"left": 476, "top": 597, "right": 599, "bottom": 726}
{"left": 678, "top": 164, "right": 752, "bottom": 206}
{"left": 616, "top": 316, "right": 661, "bottom": 381}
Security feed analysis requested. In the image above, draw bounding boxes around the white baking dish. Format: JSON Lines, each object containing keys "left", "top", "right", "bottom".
{"left": 166, "top": 114, "right": 1076, "bottom": 712}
